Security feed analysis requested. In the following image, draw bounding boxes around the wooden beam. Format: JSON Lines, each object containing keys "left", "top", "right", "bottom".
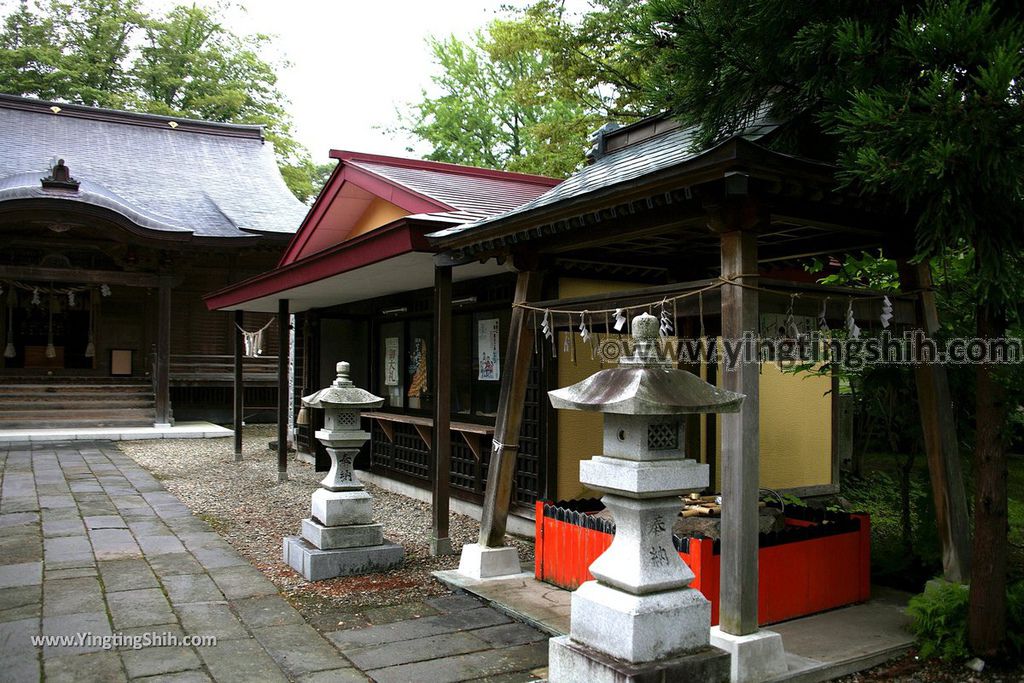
{"left": 414, "top": 424, "right": 433, "bottom": 449}
{"left": 432, "top": 265, "right": 454, "bottom": 555}
{"left": 478, "top": 269, "right": 543, "bottom": 548}
{"left": 277, "top": 299, "right": 289, "bottom": 483}
{"left": 899, "top": 260, "right": 972, "bottom": 582}
{"left": 233, "top": 310, "right": 244, "bottom": 461}
{"left": 0, "top": 264, "right": 174, "bottom": 288}
{"left": 154, "top": 284, "right": 172, "bottom": 426}
{"left": 718, "top": 228, "right": 760, "bottom": 636}
{"left": 461, "top": 432, "right": 483, "bottom": 462}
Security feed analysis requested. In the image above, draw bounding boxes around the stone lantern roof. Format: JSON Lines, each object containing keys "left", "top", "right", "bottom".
{"left": 548, "top": 313, "right": 744, "bottom": 415}
{"left": 301, "top": 362, "right": 383, "bottom": 409}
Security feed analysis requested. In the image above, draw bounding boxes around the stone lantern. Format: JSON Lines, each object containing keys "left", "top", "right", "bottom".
{"left": 546, "top": 312, "right": 743, "bottom": 682}
{"left": 283, "top": 361, "right": 403, "bottom": 581}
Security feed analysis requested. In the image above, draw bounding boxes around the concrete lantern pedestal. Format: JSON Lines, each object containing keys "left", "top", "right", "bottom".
{"left": 283, "top": 361, "right": 403, "bottom": 581}
{"left": 546, "top": 313, "right": 743, "bottom": 683}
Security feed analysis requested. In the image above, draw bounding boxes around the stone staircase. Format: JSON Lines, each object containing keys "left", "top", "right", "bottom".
{"left": 0, "top": 376, "right": 156, "bottom": 430}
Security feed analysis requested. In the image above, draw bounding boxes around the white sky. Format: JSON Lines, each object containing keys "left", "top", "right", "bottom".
{"left": 213, "top": 0, "right": 543, "bottom": 163}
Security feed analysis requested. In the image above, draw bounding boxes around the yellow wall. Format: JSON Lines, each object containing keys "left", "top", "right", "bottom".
{"left": 348, "top": 198, "right": 409, "bottom": 239}
{"left": 556, "top": 278, "right": 643, "bottom": 500}
{"left": 554, "top": 278, "right": 833, "bottom": 498}
{"left": 712, "top": 362, "right": 833, "bottom": 491}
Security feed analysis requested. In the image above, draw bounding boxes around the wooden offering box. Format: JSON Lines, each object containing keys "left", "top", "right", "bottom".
{"left": 535, "top": 499, "right": 871, "bottom": 626}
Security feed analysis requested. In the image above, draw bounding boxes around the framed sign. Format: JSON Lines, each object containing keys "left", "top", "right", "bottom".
{"left": 477, "top": 318, "right": 500, "bottom": 381}
{"left": 384, "top": 337, "right": 399, "bottom": 386}
{"left": 110, "top": 349, "right": 133, "bottom": 376}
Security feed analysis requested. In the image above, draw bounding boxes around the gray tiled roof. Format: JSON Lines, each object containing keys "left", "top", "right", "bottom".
{"left": 428, "top": 120, "right": 776, "bottom": 241}
{"left": 0, "top": 98, "right": 307, "bottom": 239}
{"left": 346, "top": 159, "right": 559, "bottom": 222}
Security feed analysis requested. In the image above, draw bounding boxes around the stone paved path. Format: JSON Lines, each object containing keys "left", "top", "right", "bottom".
{"left": 0, "top": 441, "right": 548, "bottom": 683}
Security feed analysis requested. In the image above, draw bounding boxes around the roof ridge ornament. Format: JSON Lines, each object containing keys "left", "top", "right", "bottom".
{"left": 40, "top": 159, "right": 79, "bottom": 191}
{"left": 585, "top": 121, "right": 621, "bottom": 161}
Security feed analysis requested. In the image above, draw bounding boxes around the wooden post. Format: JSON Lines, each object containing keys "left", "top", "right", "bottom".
{"left": 898, "top": 260, "right": 972, "bottom": 582}
{"left": 277, "top": 298, "right": 289, "bottom": 483}
{"left": 155, "top": 283, "right": 172, "bottom": 426}
{"left": 478, "top": 270, "right": 543, "bottom": 547}
{"left": 233, "top": 309, "right": 244, "bottom": 462}
{"left": 432, "top": 265, "right": 455, "bottom": 555}
{"left": 718, "top": 229, "right": 760, "bottom": 636}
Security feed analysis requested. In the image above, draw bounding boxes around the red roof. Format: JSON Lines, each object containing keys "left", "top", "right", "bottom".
{"left": 277, "top": 151, "right": 559, "bottom": 266}
{"left": 206, "top": 152, "right": 559, "bottom": 311}
{"left": 335, "top": 151, "right": 561, "bottom": 222}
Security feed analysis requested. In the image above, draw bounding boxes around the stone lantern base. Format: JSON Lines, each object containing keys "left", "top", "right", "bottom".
{"left": 549, "top": 636, "right": 730, "bottom": 683}
{"left": 283, "top": 535, "right": 403, "bottom": 582}
{"left": 282, "top": 488, "right": 404, "bottom": 582}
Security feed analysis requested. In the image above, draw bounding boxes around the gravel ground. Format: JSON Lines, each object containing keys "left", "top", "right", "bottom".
{"left": 118, "top": 426, "right": 534, "bottom": 618}
{"left": 835, "top": 651, "right": 1024, "bottom": 682}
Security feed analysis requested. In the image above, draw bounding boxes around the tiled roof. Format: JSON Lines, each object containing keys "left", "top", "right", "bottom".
{"left": 427, "top": 119, "right": 777, "bottom": 241}
{"left": 0, "top": 94, "right": 307, "bottom": 239}
{"left": 340, "top": 155, "right": 560, "bottom": 223}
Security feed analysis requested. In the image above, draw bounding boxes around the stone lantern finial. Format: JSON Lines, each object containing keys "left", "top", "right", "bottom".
{"left": 546, "top": 312, "right": 743, "bottom": 681}
{"left": 283, "top": 360, "right": 403, "bottom": 581}
{"left": 334, "top": 361, "right": 351, "bottom": 385}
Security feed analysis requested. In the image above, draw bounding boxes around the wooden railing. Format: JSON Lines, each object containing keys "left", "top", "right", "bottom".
{"left": 150, "top": 349, "right": 279, "bottom": 386}
{"left": 170, "top": 354, "right": 278, "bottom": 384}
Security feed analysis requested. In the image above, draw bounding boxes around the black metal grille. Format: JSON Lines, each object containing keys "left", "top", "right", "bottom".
{"left": 367, "top": 350, "right": 546, "bottom": 505}
{"left": 450, "top": 437, "right": 484, "bottom": 494}
{"left": 648, "top": 422, "right": 679, "bottom": 450}
{"left": 512, "top": 358, "right": 543, "bottom": 504}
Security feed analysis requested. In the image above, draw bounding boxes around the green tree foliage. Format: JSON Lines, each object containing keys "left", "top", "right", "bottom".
{"left": 401, "top": 2, "right": 656, "bottom": 178}
{"left": 643, "top": 0, "right": 1024, "bottom": 656}
{"left": 0, "top": 0, "right": 323, "bottom": 202}
{"left": 402, "top": 21, "right": 597, "bottom": 178}
{"left": 518, "top": 0, "right": 653, "bottom": 119}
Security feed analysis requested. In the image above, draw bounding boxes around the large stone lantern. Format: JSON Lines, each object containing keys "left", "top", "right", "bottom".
{"left": 547, "top": 312, "right": 742, "bottom": 682}
{"left": 283, "top": 361, "right": 403, "bottom": 581}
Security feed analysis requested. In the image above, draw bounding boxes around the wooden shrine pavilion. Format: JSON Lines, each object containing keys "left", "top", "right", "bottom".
{"left": 207, "top": 114, "right": 971, "bottom": 643}
{"left": 0, "top": 94, "right": 307, "bottom": 429}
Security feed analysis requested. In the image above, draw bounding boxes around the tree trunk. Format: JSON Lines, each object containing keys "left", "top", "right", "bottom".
{"left": 967, "top": 302, "right": 1009, "bottom": 657}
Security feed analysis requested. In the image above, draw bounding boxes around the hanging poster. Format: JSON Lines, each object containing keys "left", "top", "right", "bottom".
{"left": 384, "top": 337, "right": 400, "bottom": 386}
{"left": 407, "top": 338, "right": 428, "bottom": 398}
{"left": 478, "top": 318, "right": 500, "bottom": 381}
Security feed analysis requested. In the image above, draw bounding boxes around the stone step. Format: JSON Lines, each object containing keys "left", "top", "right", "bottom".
{"left": 0, "top": 376, "right": 151, "bottom": 385}
{"left": 0, "top": 399, "right": 155, "bottom": 411}
{"left": 0, "top": 384, "right": 151, "bottom": 392}
{"left": 0, "top": 417, "right": 155, "bottom": 430}
{"left": 0, "top": 407, "right": 155, "bottom": 420}
{"left": 0, "top": 387, "right": 153, "bottom": 396}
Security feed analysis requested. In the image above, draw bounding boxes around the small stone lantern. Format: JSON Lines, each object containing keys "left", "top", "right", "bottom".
{"left": 546, "top": 313, "right": 742, "bottom": 682}
{"left": 283, "top": 361, "right": 403, "bottom": 581}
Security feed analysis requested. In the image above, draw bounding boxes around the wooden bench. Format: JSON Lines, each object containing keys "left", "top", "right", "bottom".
{"left": 362, "top": 411, "right": 495, "bottom": 461}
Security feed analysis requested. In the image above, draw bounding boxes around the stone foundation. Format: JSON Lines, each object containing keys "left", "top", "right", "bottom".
{"left": 283, "top": 536, "right": 403, "bottom": 582}
{"left": 549, "top": 635, "right": 730, "bottom": 683}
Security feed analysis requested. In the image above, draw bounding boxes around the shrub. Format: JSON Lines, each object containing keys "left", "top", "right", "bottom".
{"left": 909, "top": 579, "right": 1024, "bottom": 660}
{"left": 1007, "top": 581, "right": 1024, "bottom": 658}
{"left": 907, "top": 580, "right": 970, "bottom": 661}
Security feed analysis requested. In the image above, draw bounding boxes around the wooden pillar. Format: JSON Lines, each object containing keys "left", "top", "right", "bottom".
{"left": 719, "top": 229, "right": 760, "bottom": 636}
{"left": 899, "top": 260, "right": 972, "bottom": 582}
{"left": 431, "top": 265, "right": 455, "bottom": 555}
{"left": 233, "top": 309, "right": 244, "bottom": 462}
{"left": 155, "top": 283, "right": 172, "bottom": 426}
{"left": 277, "top": 298, "right": 289, "bottom": 483}
{"left": 478, "top": 269, "right": 543, "bottom": 547}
